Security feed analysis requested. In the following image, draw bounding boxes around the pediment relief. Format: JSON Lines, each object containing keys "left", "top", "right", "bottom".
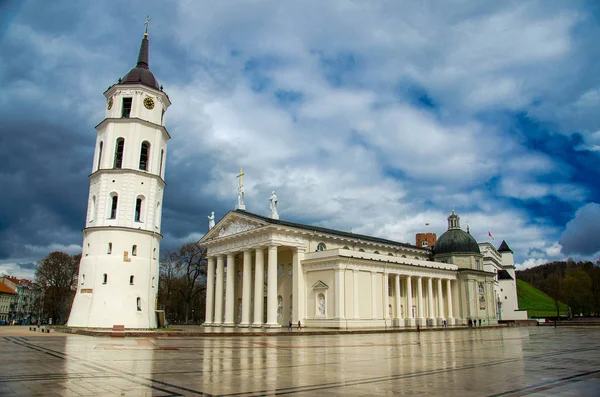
{"left": 312, "top": 280, "right": 329, "bottom": 290}
{"left": 216, "top": 218, "right": 265, "bottom": 238}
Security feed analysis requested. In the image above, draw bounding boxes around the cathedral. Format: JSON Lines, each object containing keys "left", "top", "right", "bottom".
{"left": 66, "top": 28, "right": 526, "bottom": 330}
{"left": 201, "top": 207, "right": 528, "bottom": 329}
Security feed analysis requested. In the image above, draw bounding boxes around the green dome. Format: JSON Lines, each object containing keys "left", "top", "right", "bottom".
{"left": 434, "top": 229, "right": 481, "bottom": 255}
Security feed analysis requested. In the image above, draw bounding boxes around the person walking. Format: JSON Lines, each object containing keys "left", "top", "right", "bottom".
{"left": 297, "top": 320, "right": 302, "bottom": 331}
{"left": 288, "top": 320, "right": 292, "bottom": 331}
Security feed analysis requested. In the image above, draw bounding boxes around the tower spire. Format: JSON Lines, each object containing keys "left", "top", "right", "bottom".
{"left": 136, "top": 32, "right": 150, "bottom": 70}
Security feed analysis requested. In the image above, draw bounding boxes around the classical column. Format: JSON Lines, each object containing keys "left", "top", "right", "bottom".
{"left": 204, "top": 256, "right": 215, "bottom": 326}
{"left": 214, "top": 255, "right": 224, "bottom": 325}
{"left": 265, "top": 245, "right": 279, "bottom": 327}
{"left": 417, "top": 276, "right": 424, "bottom": 325}
{"left": 371, "top": 272, "right": 377, "bottom": 319}
{"left": 239, "top": 250, "right": 252, "bottom": 327}
{"left": 353, "top": 270, "right": 359, "bottom": 319}
{"left": 383, "top": 272, "right": 390, "bottom": 321}
{"left": 405, "top": 276, "right": 415, "bottom": 326}
{"left": 252, "top": 247, "right": 264, "bottom": 327}
{"left": 446, "top": 279, "right": 455, "bottom": 325}
{"left": 292, "top": 247, "right": 305, "bottom": 325}
{"left": 394, "top": 274, "right": 402, "bottom": 325}
{"left": 437, "top": 278, "right": 445, "bottom": 325}
{"left": 223, "top": 253, "right": 236, "bottom": 326}
{"left": 427, "top": 277, "right": 435, "bottom": 326}
{"left": 334, "top": 269, "right": 345, "bottom": 319}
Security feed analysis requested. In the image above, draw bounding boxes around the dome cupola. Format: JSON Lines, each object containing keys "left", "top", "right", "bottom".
{"left": 433, "top": 210, "right": 481, "bottom": 255}
{"left": 119, "top": 32, "right": 159, "bottom": 89}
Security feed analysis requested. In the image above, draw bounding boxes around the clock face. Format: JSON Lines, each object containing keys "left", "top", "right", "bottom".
{"left": 144, "top": 97, "right": 155, "bottom": 110}
{"left": 107, "top": 97, "right": 113, "bottom": 110}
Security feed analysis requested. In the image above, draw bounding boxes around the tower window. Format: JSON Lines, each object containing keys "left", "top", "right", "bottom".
{"left": 103, "top": 273, "right": 108, "bottom": 284}
{"left": 153, "top": 248, "right": 156, "bottom": 260}
{"left": 161, "top": 108, "right": 165, "bottom": 124}
{"left": 109, "top": 194, "right": 118, "bottom": 219}
{"left": 90, "top": 195, "right": 96, "bottom": 222}
{"left": 122, "top": 97, "right": 132, "bottom": 118}
{"left": 130, "top": 275, "right": 134, "bottom": 285}
{"left": 107, "top": 243, "right": 112, "bottom": 254}
{"left": 113, "top": 138, "right": 125, "bottom": 169}
{"left": 139, "top": 141, "right": 150, "bottom": 171}
{"left": 159, "top": 149, "right": 164, "bottom": 178}
{"left": 97, "top": 141, "right": 103, "bottom": 170}
{"left": 135, "top": 197, "right": 144, "bottom": 222}
{"left": 132, "top": 245, "right": 137, "bottom": 256}
{"left": 137, "top": 297, "right": 142, "bottom": 311}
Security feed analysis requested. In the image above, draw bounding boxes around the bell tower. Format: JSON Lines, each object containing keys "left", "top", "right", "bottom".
{"left": 68, "top": 28, "right": 171, "bottom": 328}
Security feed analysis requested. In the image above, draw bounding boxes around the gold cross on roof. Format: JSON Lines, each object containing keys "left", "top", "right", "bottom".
{"left": 236, "top": 168, "right": 245, "bottom": 187}
{"left": 144, "top": 15, "right": 152, "bottom": 34}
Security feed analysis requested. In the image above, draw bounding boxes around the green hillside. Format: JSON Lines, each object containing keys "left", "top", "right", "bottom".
{"left": 517, "top": 279, "right": 568, "bottom": 318}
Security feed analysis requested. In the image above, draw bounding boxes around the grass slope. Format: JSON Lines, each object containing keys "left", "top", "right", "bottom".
{"left": 517, "top": 279, "right": 568, "bottom": 318}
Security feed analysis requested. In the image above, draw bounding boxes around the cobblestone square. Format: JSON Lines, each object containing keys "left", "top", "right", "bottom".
{"left": 1, "top": 326, "right": 599, "bottom": 396}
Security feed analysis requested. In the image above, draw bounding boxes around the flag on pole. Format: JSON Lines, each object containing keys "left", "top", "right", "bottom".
{"left": 488, "top": 231, "right": 494, "bottom": 240}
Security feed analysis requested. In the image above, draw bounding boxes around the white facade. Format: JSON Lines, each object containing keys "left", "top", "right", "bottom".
{"left": 201, "top": 210, "right": 513, "bottom": 329}
{"left": 68, "top": 33, "right": 171, "bottom": 328}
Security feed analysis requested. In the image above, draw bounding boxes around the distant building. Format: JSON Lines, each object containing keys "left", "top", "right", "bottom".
{"left": 0, "top": 276, "right": 43, "bottom": 324}
{"left": 0, "top": 280, "right": 17, "bottom": 323}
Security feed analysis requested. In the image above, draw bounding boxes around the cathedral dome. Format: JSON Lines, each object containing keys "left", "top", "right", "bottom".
{"left": 434, "top": 228, "right": 481, "bottom": 255}
{"left": 433, "top": 210, "right": 481, "bottom": 255}
{"left": 119, "top": 34, "right": 159, "bottom": 90}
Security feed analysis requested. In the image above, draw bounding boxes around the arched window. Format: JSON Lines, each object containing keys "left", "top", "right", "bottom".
{"left": 136, "top": 297, "right": 142, "bottom": 311}
{"left": 159, "top": 149, "right": 164, "bottom": 178}
{"left": 316, "top": 243, "right": 326, "bottom": 252}
{"left": 113, "top": 138, "right": 125, "bottom": 169}
{"left": 422, "top": 241, "right": 428, "bottom": 247}
{"left": 388, "top": 253, "right": 394, "bottom": 256}
{"left": 343, "top": 246, "right": 350, "bottom": 250}
{"left": 359, "top": 249, "right": 365, "bottom": 252}
{"left": 103, "top": 273, "right": 107, "bottom": 284}
{"left": 81, "top": 274, "right": 85, "bottom": 286}
{"left": 139, "top": 141, "right": 150, "bottom": 171}
{"left": 414, "top": 256, "right": 419, "bottom": 260}
{"left": 129, "top": 275, "right": 134, "bottom": 285}
{"left": 107, "top": 243, "right": 112, "bottom": 254}
{"left": 97, "top": 141, "right": 103, "bottom": 170}
{"left": 109, "top": 194, "right": 118, "bottom": 219}
{"left": 401, "top": 255, "right": 407, "bottom": 258}
{"left": 132, "top": 245, "right": 137, "bottom": 256}
{"left": 90, "top": 195, "right": 96, "bottom": 222}
{"left": 135, "top": 196, "right": 144, "bottom": 222}
{"left": 153, "top": 248, "right": 156, "bottom": 260}
{"left": 374, "top": 251, "right": 380, "bottom": 255}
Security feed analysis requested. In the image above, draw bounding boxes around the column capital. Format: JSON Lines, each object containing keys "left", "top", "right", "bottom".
{"left": 294, "top": 247, "right": 306, "bottom": 253}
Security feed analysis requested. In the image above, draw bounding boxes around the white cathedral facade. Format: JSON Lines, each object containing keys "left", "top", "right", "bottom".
{"left": 68, "top": 30, "right": 170, "bottom": 328}
{"left": 201, "top": 208, "right": 527, "bottom": 329}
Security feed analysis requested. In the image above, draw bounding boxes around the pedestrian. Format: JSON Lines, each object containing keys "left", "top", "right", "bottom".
{"left": 416, "top": 323, "right": 420, "bottom": 333}
{"left": 479, "top": 319, "right": 481, "bottom": 327}
{"left": 297, "top": 320, "right": 301, "bottom": 331}
{"left": 288, "top": 320, "right": 292, "bottom": 331}
{"left": 468, "top": 318, "right": 472, "bottom": 327}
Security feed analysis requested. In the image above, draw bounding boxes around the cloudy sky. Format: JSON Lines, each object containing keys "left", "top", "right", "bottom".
{"left": 1, "top": 0, "right": 599, "bottom": 279}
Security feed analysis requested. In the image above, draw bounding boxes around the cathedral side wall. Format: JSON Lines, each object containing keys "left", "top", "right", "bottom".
{"left": 305, "top": 270, "right": 334, "bottom": 319}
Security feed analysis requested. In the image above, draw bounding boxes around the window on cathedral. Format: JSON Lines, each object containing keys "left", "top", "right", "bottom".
{"left": 122, "top": 97, "right": 132, "bottom": 118}
{"left": 132, "top": 245, "right": 137, "bottom": 256}
{"left": 113, "top": 138, "right": 125, "bottom": 169}
{"left": 475, "top": 259, "right": 481, "bottom": 270}
{"left": 97, "top": 141, "right": 103, "bottom": 170}
{"left": 103, "top": 273, "right": 107, "bottom": 284}
{"left": 137, "top": 297, "right": 142, "bottom": 311}
{"left": 139, "top": 141, "right": 150, "bottom": 171}
{"left": 109, "top": 194, "right": 118, "bottom": 219}
{"left": 478, "top": 283, "right": 484, "bottom": 294}
{"left": 159, "top": 149, "right": 164, "bottom": 178}
{"left": 316, "top": 243, "right": 326, "bottom": 252}
{"left": 107, "top": 243, "right": 112, "bottom": 254}
{"left": 130, "top": 275, "right": 134, "bottom": 285}
{"left": 135, "top": 197, "right": 144, "bottom": 222}
{"left": 90, "top": 195, "right": 96, "bottom": 222}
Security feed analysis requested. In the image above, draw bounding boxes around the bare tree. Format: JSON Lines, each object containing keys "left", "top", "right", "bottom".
{"left": 35, "top": 252, "right": 80, "bottom": 324}
{"left": 159, "top": 242, "right": 207, "bottom": 323}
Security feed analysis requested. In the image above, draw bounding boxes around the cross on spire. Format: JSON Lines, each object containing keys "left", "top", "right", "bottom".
{"left": 236, "top": 168, "right": 245, "bottom": 187}
{"left": 144, "top": 15, "right": 152, "bottom": 35}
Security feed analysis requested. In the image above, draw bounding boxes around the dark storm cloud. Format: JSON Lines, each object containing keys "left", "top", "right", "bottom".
{"left": 559, "top": 203, "right": 600, "bottom": 256}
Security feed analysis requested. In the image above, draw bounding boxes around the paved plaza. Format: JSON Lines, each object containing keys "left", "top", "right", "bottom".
{"left": 0, "top": 326, "right": 599, "bottom": 396}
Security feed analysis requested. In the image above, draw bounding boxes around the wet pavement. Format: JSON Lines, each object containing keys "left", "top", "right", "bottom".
{"left": 1, "top": 326, "right": 599, "bottom": 396}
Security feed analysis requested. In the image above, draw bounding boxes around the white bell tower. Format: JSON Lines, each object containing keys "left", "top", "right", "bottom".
{"left": 68, "top": 29, "right": 171, "bottom": 328}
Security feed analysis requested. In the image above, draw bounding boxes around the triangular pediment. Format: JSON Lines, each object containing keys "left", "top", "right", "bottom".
{"left": 200, "top": 211, "right": 269, "bottom": 242}
{"left": 312, "top": 280, "right": 329, "bottom": 290}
